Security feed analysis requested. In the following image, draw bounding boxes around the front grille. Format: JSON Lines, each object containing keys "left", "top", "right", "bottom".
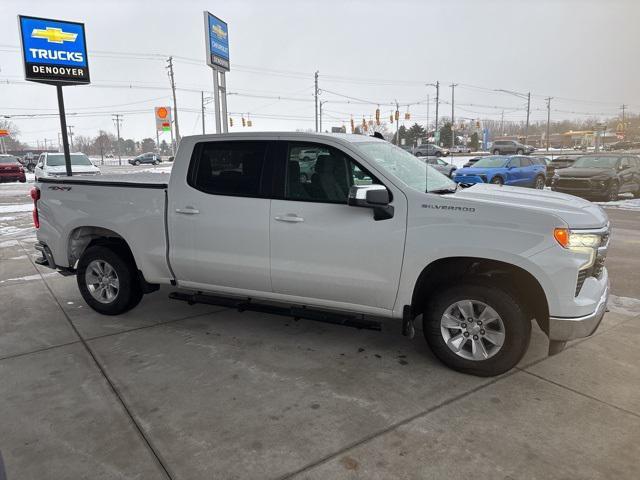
{"left": 575, "top": 229, "right": 609, "bottom": 296}
{"left": 557, "top": 178, "right": 591, "bottom": 189}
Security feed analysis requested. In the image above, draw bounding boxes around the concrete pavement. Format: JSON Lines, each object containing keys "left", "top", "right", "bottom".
{"left": 1, "top": 179, "right": 639, "bottom": 479}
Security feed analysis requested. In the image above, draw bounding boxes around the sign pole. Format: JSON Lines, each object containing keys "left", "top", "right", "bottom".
{"left": 212, "top": 70, "right": 221, "bottom": 134}
{"left": 220, "top": 71, "right": 228, "bottom": 133}
{"left": 56, "top": 85, "right": 72, "bottom": 176}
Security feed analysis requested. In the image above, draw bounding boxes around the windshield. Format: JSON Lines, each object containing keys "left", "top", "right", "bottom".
{"left": 472, "top": 156, "right": 509, "bottom": 168}
{"left": 0, "top": 156, "right": 17, "bottom": 164}
{"left": 46, "top": 154, "right": 93, "bottom": 166}
{"left": 572, "top": 156, "right": 620, "bottom": 168}
{"left": 354, "top": 141, "right": 455, "bottom": 193}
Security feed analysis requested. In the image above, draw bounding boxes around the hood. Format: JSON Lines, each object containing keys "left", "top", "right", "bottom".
{"left": 453, "top": 183, "right": 608, "bottom": 229}
{"left": 556, "top": 167, "right": 614, "bottom": 178}
{"left": 46, "top": 165, "right": 100, "bottom": 174}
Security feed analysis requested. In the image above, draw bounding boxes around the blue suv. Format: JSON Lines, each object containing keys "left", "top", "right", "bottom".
{"left": 453, "top": 155, "right": 546, "bottom": 189}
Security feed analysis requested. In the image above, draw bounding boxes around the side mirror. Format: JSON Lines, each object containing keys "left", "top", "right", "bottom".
{"left": 348, "top": 184, "right": 394, "bottom": 220}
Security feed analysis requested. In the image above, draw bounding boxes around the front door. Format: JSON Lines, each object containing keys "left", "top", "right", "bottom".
{"left": 168, "top": 140, "right": 272, "bottom": 293}
{"left": 269, "top": 141, "right": 406, "bottom": 311}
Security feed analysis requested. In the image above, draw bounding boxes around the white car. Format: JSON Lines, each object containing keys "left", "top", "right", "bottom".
{"left": 34, "top": 152, "right": 101, "bottom": 181}
{"left": 32, "top": 132, "right": 609, "bottom": 376}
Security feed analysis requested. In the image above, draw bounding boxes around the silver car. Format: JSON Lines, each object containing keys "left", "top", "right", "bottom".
{"left": 422, "top": 156, "right": 457, "bottom": 177}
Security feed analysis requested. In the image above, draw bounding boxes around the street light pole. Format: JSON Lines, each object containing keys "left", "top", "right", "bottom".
{"left": 450, "top": 83, "right": 458, "bottom": 149}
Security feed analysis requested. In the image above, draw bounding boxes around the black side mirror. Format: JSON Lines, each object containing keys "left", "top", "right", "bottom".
{"left": 348, "top": 185, "right": 394, "bottom": 220}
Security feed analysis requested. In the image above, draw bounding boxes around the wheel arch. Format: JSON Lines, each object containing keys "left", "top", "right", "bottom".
{"left": 67, "top": 226, "right": 136, "bottom": 270}
{"left": 410, "top": 256, "right": 550, "bottom": 334}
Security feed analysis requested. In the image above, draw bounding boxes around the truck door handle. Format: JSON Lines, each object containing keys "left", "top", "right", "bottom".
{"left": 274, "top": 214, "right": 304, "bottom": 223}
{"left": 175, "top": 207, "right": 200, "bottom": 215}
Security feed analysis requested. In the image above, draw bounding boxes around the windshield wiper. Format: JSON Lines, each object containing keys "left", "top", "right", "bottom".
{"left": 427, "top": 184, "right": 459, "bottom": 194}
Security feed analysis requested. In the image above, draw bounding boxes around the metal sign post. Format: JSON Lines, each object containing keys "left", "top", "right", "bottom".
{"left": 204, "top": 11, "right": 230, "bottom": 134}
{"left": 18, "top": 15, "right": 90, "bottom": 176}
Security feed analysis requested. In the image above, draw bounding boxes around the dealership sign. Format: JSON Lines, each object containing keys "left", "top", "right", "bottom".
{"left": 18, "top": 15, "right": 90, "bottom": 85}
{"left": 204, "top": 12, "right": 229, "bottom": 71}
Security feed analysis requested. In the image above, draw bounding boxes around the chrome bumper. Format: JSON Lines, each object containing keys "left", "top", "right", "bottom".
{"left": 548, "top": 282, "right": 609, "bottom": 341}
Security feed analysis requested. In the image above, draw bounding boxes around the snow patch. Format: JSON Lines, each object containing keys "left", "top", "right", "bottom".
{"left": 595, "top": 198, "right": 640, "bottom": 211}
{"left": 0, "top": 272, "right": 57, "bottom": 284}
{"left": 0, "top": 203, "right": 33, "bottom": 214}
{"left": 0, "top": 216, "right": 18, "bottom": 222}
{"left": 608, "top": 295, "right": 640, "bottom": 317}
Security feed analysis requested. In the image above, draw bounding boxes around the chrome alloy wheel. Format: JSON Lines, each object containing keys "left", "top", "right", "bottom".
{"left": 85, "top": 259, "right": 120, "bottom": 304}
{"left": 440, "top": 300, "right": 506, "bottom": 361}
{"left": 535, "top": 176, "right": 545, "bottom": 189}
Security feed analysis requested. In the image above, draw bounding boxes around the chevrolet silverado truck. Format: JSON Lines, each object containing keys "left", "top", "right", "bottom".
{"left": 32, "top": 133, "right": 610, "bottom": 376}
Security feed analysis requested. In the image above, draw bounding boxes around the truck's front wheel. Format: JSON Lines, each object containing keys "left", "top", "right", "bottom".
{"left": 423, "top": 283, "right": 531, "bottom": 376}
{"left": 77, "top": 245, "right": 143, "bottom": 315}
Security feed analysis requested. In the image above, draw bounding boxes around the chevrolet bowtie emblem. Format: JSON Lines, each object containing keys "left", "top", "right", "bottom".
{"left": 31, "top": 27, "right": 77, "bottom": 44}
{"left": 212, "top": 24, "right": 227, "bottom": 39}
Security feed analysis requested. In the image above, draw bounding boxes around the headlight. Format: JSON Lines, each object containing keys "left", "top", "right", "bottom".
{"left": 554, "top": 228, "right": 603, "bottom": 269}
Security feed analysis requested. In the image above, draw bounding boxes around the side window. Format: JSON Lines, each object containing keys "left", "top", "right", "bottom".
{"left": 284, "top": 143, "right": 379, "bottom": 203}
{"left": 508, "top": 158, "right": 522, "bottom": 168}
{"left": 188, "top": 141, "right": 268, "bottom": 197}
{"left": 520, "top": 157, "right": 532, "bottom": 167}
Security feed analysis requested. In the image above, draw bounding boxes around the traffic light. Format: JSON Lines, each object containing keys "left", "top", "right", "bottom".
{"left": 395, "top": 110, "right": 400, "bottom": 121}
{"left": 229, "top": 117, "right": 234, "bottom": 127}
{"left": 242, "top": 116, "right": 246, "bottom": 127}
{"left": 405, "top": 111, "right": 411, "bottom": 120}
{"left": 350, "top": 116, "right": 355, "bottom": 133}
{"left": 362, "top": 117, "right": 367, "bottom": 132}
{"left": 476, "top": 120, "right": 480, "bottom": 129}
{"left": 247, "top": 119, "right": 253, "bottom": 127}
{"left": 390, "top": 114, "right": 394, "bottom": 123}
{"left": 375, "top": 107, "right": 380, "bottom": 125}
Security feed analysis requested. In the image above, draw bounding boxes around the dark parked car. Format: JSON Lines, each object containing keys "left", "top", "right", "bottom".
{"left": 413, "top": 143, "right": 449, "bottom": 157}
{"left": 128, "top": 152, "right": 161, "bottom": 166}
{"left": 0, "top": 154, "right": 27, "bottom": 183}
{"left": 545, "top": 156, "right": 576, "bottom": 185}
{"left": 551, "top": 154, "right": 640, "bottom": 201}
{"left": 605, "top": 141, "right": 638, "bottom": 151}
{"left": 421, "top": 156, "right": 457, "bottom": 177}
{"left": 491, "top": 140, "right": 535, "bottom": 155}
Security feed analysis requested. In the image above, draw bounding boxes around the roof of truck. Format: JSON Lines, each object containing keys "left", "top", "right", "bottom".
{"left": 182, "top": 131, "right": 386, "bottom": 144}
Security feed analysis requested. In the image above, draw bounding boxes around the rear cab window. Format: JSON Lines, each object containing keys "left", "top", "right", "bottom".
{"left": 187, "top": 141, "right": 270, "bottom": 197}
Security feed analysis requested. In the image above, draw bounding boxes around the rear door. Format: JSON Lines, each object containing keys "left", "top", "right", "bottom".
{"left": 505, "top": 157, "right": 524, "bottom": 185}
{"left": 168, "top": 140, "right": 273, "bottom": 293}
{"left": 519, "top": 156, "right": 538, "bottom": 186}
{"left": 619, "top": 157, "right": 635, "bottom": 193}
{"left": 269, "top": 140, "right": 406, "bottom": 311}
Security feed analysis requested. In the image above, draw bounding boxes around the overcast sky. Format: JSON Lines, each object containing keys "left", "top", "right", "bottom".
{"left": 1, "top": 0, "right": 639, "bottom": 146}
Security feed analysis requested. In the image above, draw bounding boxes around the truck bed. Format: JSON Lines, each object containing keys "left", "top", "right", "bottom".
{"left": 36, "top": 173, "right": 173, "bottom": 284}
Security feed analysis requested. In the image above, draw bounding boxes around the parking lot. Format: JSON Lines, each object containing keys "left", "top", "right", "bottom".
{"left": 1, "top": 166, "right": 640, "bottom": 479}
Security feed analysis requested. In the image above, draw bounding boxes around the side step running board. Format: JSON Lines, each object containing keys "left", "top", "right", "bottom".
{"left": 169, "top": 291, "right": 382, "bottom": 331}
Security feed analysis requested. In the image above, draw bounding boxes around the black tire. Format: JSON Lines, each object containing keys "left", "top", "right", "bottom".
{"left": 533, "top": 175, "right": 545, "bottom": 189}
{"left": 490, "top": 176, "right": 504, "bottom": 185}
{"left": 493, "top": 149, "right": 500, "bottom": 155}
{"left": 415, "top": 152, "right": 423, "bottom": 157}
{"left": 435, "top": 151, "right": 442, "bottom": 157}
{"left": 423, "top": 282, "right": 531, "bottom": 376}
{"left": 77, "top": 245, "right": 142, "bottom": 315}
{"left": 606, "top": 182, "right": 619, "bottom": 201}
{"left": 516, "top": 149, "right": 524, "bottom": 155}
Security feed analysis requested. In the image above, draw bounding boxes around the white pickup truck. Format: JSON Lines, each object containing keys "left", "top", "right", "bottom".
{"left": 32, "top": 133, "right": 610, "bottom": 376}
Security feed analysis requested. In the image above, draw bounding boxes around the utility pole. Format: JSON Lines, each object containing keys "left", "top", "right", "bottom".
{"left": 426, "top": 81, "right": 440, "bottom": 143}
{"left": 314, "top": 71, "right": 319, "bottom": 132}
{"left": 546, "top": 97, "right": 553, "bottom": 151}
{"left": 112, "top": 114, "right": 123, "bottom": 165}
{"left": 43, "top": 138, "right": 48, "bottom": 151}
{"left": 201, "top": 91, "right": 206, "bottom": 134}
{"left": 166, "top": 57, "right": 180, "bottom": 146}
{"left": 395, "top": 101, "right": 400, "bottom": 146}
{"left": 67, "top": 125, "right": 74, "bottom": 151}
{"left": 450, "top": 83, "right": 458, "bottom": 149}
{"left": 426, "top": 94, "right": 430, "bottom": 142}
{"left": 621, "top": 104, "right": 627, "bottom": 137}
{"left": 500, "top": 110, "right": 504, "bottom": 135}
{"left": 319, "top": 100, "right": 327, "bottom": 132}
{"left": 525, "top": 92, "right": 531, "bottom": 146}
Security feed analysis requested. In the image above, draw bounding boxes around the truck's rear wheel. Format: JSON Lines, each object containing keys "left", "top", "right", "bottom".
{"left": 423, "top": 283, "right": 531, "bottom": 376}
{"left": 77, "top": 245, "right": 142, "bottom": 315}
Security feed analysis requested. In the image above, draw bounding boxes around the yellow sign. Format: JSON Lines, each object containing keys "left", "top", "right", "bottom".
{"left": 31, "top": 27, "right": 78, "bottom": 44}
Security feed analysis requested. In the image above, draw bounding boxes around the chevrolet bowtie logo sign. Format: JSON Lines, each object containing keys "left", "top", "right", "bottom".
{"left": 31, "top": 27, "right": 78, "bottom": 44}
{"left": 212, "top": 24, "right": 227, "bottom": 39}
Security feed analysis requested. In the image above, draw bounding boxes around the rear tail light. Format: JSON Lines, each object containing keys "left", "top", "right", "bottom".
{"left": 30, "top": 186, "right": 40, "bottom": 229}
